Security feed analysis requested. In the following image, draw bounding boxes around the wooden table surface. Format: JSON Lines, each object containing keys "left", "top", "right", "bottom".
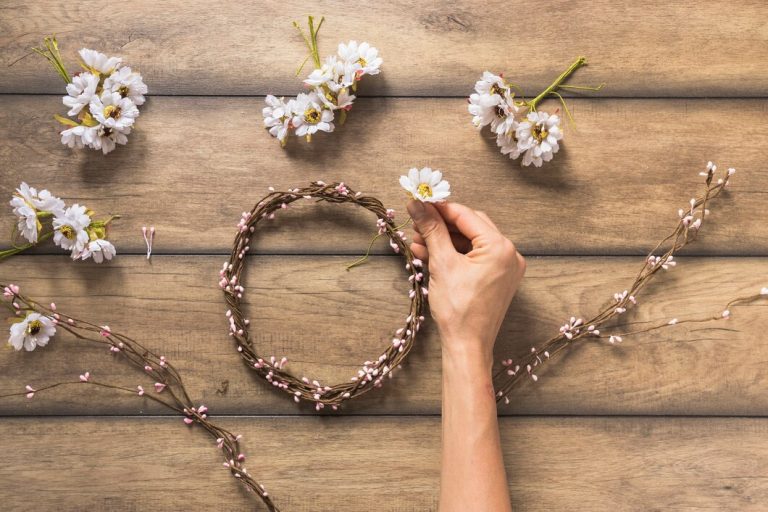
{"left": 1, "top": 2, "right": 767, "bottom": 510}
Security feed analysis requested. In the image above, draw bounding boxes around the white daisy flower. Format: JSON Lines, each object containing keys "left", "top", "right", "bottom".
{"left": 304, "top": 55, "right": 340, "bottom": 87}
{"left": 262, "top": 95, "right": 295, "bottom": 144}
{"left": 53, "top": 204, "right": 91, "bottom": 254}
{"left": 496, "top": 131, "right": 523, "bottom": 160}
{"left": 89, "top": 124, "right": 130, "bottom": 155}
{"left": 8, "top": 312, "right": 56, "bottom": 351}
{"left": 78, "top": 48, "right": 122, "bottom": 75}
{"left": 474, "top": 71, "right": 507, "bottom": 97}
{"left": 79, "top": 238, "right": 117, "bottom": 263}
{"left": 337, "top": 41, "right": 382, "bottom": 78}
{"left": 103, "top": 66, "right": 147, "bottom": 106}
{"left": 515, "top": 111, "right": 563, "bottom": 167}
{"left": 60, "top": 125, "right": 89, "bottom": 149}
{"left": 33, "top": 188, "right": 66, "bottom": 215}
{"left": 90, "top": 91, "right": 139, "bottom": 132}
{"left": 9, "top": 183, "right": 65, "bottom": 243}
{"left": 63, "top": 72, "right": 99, "bottom": 116}
{"left": 10, "top": 197, "right": 38, "bottom": 243}
{"left": 399, "top": 167, "right": 451, "bottom": 203}
{"left": 468, "top": 92, "right": 502, "bottom": 129}
{"left": 317, "top": 87, "right": 355, "bottom": 111}
{"left": 292, "top": 92, "right": 334, "bottom": 138}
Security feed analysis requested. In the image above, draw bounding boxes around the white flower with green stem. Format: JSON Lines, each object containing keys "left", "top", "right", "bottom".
{"left": 262, "top": 16, "right": 381, "bottom": 145}
{"left": 468, "top": 56, "right": 604, "bottom": 166}
{"left": 3, "top": 183, "right": 119, "bottom": 263}
{"left": 34, "top": 36, "right": 145, "bottom": 155}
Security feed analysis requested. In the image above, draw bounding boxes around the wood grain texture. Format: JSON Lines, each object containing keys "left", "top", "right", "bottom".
{"left": 2, "top": 1, "right": 768, "bottom": 96}
{"left": 0, "top": 255, "right": 765, "bottom": 416}
{"left": 0, "top": 416, "right": 766, "bottom": 511}
{"left": 2, "top": 96, "right": 767, "bottom": 255}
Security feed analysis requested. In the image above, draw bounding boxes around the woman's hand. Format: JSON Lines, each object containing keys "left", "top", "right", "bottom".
{"left": 407, "top": 200, "right": 526, "bottom": 370}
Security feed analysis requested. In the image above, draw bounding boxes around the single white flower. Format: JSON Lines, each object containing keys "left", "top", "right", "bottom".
{"left": 337, "top": 41, "right": 382, "bottom": 78}
{"left": 53, "top": 204, "right": 91, "bottom": 254}
{"left": 317, "top": 87, "right": 355, "bottom": 111}
{"left": 496, "top": 131, "right": 523, "bottom": 160}
{"left": 63, "top": 72, "right": 99, "bottom": 116}
{"left": 304, "top": 55, "right": 339, "bottom": 87}
{"left": 8, "top": 312, "right": 56, "bottom": 351}
{"left": 262, "top": 95, "right": 295, "bottom": 144}
{"left": 89, "top": 124, "right": 130, "bottom": 155}
{"left": 103, "top": 66, "right": 147, "bottom": 106}
{"left": 292, "top": 92, "right": 334, "bottom": 137}
{"left": 516, "top": 110, "right": 563, "bottom": 167}
{"left": 399, "top": 167, "right": 451, "bottom": 203}
{"left": 78, "top": 48, "right": 122, "bottom": 75}
{"left": 468, "top": 92, "right": 502, "bottom": 129}
{"left": 474, "top": 71, "right": 507, "bottom": 96}
{"left": 90, "top": 91, "right": 139, "bottom": 132}
{"left": 10, "top": 197, "right": 38, "bottom": 243}
{"left": 9, "top": 183, "right": 66, "bottom": 243}
{"left": 33, "top": 188, "right": 66, "bottom": 215}
{"left": 60, "top": 125, "right": 89, "bottom": 149}
{"left": 79, "top": 238, "right": 117, "bottom": 263}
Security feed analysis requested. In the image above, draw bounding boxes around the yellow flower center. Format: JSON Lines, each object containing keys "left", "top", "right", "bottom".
{"left": 27, "top": 320, "right": 42, "bottom": 336}
{"left": 117, "top": 85, "right": 130, "bottom": 97}
{"left": 532, "top": 124, "right": 548, "bottom": 142}
{"left": 417, "top": 183, "right": 433, "bottom": 198}
{"left": 357, "top": 57, "right": 367, "bottom": 67}
{"left": 59, "top": 225, "right": 75, "bottom": 239}
{"left": 103, "top": 105, "right": 121, "bottom": 119}
{"left": 304, "top": 108, "right": 321, "bottom": 124}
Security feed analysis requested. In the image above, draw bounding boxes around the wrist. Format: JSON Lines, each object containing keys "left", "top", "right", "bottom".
{"left": 441, "top": 340, "right": 494, "bottom": 389}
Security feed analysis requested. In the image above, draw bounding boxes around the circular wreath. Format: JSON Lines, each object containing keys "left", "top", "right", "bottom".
{"left": 221, "top": 181, "right": 426, "bottom": 410}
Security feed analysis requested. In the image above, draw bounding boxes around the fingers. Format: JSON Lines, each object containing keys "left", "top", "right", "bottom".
{"left": 406, "top": 200, "right": 455, "bottom": 259}
{"left": 433, "top": 202, "right": 499, "bottom": 241}
{"left": 410, "top": 242, "right": 429, "bottom": 263}
{"left": 412, "top": 231, "right": 472, "bottom": 254}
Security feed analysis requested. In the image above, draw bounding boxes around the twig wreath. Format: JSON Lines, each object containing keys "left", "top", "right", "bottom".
{"left": 2, "top": 167, "right": 766, "bottom": 511}
{"left": 220, "top": 181, "right": 425, "bottom": 410}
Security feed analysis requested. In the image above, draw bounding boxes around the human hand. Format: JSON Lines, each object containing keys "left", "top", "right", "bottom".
{"left": 407, "top": 200, "right": 526, "bottom": 371}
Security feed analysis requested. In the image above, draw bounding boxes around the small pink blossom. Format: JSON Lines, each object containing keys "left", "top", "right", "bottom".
{"left": 137, "top": 385, "right": 145, "bottom": 396}
{"left": 154, "top": 382, "right": 166, "bottom": 393}
{"left": 79, "top": 372, "right": 90, "bottom": 382}
{"left": 25, "top": 385, "right": 35, "bottom": 399}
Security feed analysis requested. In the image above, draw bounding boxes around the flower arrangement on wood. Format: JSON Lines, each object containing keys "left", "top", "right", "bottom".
{"left": 33, "top": 36, "right": 147, "bottom": 154}
{"left": 469, "top": 57, "right": 603, "bottom": 167}
{"left": 262, "top": 16, "right": 382, "bottom": 146}
{"left": 3, "top": 182, "right": 118, "bottom": 262}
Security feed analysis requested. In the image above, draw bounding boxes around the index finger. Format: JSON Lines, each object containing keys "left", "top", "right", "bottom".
{"left": 433, "top": 202, "right": 498, "bottom": 241}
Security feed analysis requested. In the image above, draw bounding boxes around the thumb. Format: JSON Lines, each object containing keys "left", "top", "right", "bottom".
{"left": 407, "top": 200, "right": 454, "bottom": 257}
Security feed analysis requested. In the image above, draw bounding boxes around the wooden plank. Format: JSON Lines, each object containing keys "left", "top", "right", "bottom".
{"left": 1, "top": 96, "right": 767, "bottom": 255}
{"left": 0, "top": 416, "right": 766, "bottom": 510}
{"left": 1, "top": 1, "right": 767, "bottom": 96}
{"left": 0, "top": 255, "right": 765, "bottom": 416}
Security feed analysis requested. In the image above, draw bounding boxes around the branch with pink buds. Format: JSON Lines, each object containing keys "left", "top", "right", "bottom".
{"left": 0, "top": 288, "right": 279, "bottom": 511}
{"left": 492, "top": 163, "right": 767, "bottom": 403}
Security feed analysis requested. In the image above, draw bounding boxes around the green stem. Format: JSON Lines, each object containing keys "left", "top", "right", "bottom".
{"left": 32, "top": 36, "right": 71, "bottom": 84}
{"left": 346, "top": 218, "right": 412, "bottom": 271}
{"left": 528, "top": 56, "right": 588, "bottom": 111}
{"left": 0, "top": 231, "right": 53, "bottom": 261}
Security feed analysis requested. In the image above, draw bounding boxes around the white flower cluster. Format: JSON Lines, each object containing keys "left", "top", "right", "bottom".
{"left": 263, "top": 41, "right": 382, "bottom": 146}
{"left": 57, "top": 48, "right": 147, "bottom": 154}
{"left": 469, "top": 72, "right": 562, "bottom": 167}
{"left": 10, "top": 182, "right": 117, "bottom": 263}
